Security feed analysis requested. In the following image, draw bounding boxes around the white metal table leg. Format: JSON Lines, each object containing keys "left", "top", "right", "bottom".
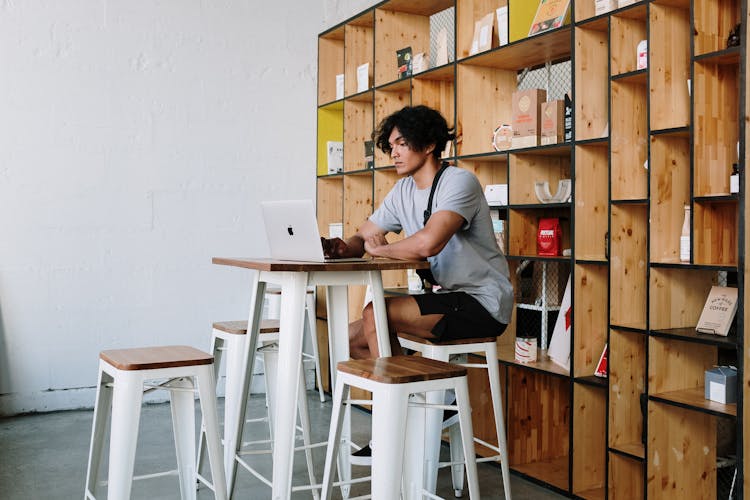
{"left": 226, "top": 270, "right": 265, "bottom": 495}
{"left": 270, "top": 271, "right": 308, "bottom": 500}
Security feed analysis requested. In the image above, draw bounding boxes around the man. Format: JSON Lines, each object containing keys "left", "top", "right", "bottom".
{"left": 322, "top": 105, "right": 513, "bottom": 359}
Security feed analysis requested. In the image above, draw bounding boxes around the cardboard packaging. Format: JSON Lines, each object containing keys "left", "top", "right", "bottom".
{"left": 512, "top": 89, "right": 546, "bottom": 148}
{"left": 696, "top": 286, "right": 738, "bottom": 336}
{"left": 705, "top": 366, "right": 737, "bottom": 404}
{"left": 541, "top": 100, "right": 565, "bottom": 145}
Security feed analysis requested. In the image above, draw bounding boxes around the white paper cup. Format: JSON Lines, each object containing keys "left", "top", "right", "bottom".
{"left": 515, "top": 337, "right": 538, "bottom": 363}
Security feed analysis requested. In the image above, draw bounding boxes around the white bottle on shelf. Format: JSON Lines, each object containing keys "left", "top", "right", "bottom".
{"left": 680, "top": 204, "right": 691, "bottom": 262}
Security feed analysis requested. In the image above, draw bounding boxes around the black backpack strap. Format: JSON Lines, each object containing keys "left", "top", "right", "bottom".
{"left": 423, "top": 162, "right": 449, "bottom": 226}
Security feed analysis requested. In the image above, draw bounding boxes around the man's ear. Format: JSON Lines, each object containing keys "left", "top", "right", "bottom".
{"left": 425, "top": 143, "right": 436, "bottom": 155}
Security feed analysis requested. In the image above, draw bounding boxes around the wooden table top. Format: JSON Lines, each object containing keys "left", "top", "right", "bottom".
{"left": 212, "top": 257, "right": 430, "bottom": 272}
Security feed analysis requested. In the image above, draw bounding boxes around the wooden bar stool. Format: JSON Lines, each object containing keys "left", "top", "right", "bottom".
{"left": 84, "top": 345, "right": 226, "bottom": 500}
{"left": 398, "top": 333, "right": 511, "bottom": 500}
{"left": 321, "top": 356, "right": 481, "bottom": 500}
{"left": 196, "top": 319, "right": 319, "bottom": 498}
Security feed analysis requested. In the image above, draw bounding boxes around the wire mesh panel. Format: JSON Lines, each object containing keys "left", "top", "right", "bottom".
{"left": 430, "top": 7, "right": 456, "bottom": 67}
{"left": 515, "top": 260, "right": 571, "bottom": 348}
{"left": 517, "top": 60, "right": 572, "bottom": 101}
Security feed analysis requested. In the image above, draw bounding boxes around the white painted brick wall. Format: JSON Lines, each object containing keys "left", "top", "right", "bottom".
{"left": 0, "top": 0, "right": 337, "bottom": 415}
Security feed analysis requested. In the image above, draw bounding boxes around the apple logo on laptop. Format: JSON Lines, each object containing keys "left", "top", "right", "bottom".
{"left": 287, "top": 225, "right": 294, "bottom": 236}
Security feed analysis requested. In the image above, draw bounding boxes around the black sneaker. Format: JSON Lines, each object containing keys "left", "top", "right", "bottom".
{"left": 350, "top": 444, "right": 372, "bottom": 466}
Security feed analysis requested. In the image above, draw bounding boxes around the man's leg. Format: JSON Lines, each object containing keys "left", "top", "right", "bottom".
{"left": 361, "top": 296, "right": 443, "bottom": 358}
{"left": 348, "top": 318, "right": 371, "bottom": 359}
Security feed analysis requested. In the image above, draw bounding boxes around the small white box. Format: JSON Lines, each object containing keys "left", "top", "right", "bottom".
{"left": 618, "top": 0, "right": 636, "bottom": 7}
{"left": 327, "top": 141, "right": 343, "bottom": 174}
{"left": 496, "top": 6, "right": 509, "bottom": 46}
{"left": 484, "top": 184, "right": 508, "bottom": 205}
{"left": 356, "top": 63, "right": 369, "bottom": 93}
{"left": 335, "top": 74, "right": 344, "bottom": 100}
{"left": 704, "top": 366, "right": 737, "bottom": 404}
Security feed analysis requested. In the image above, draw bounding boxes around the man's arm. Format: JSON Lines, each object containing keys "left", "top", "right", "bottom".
{"left": 364, "top": 210, "right": 464, "bottom": 260}
{"left": 321, "top": 220, "right": 385, "bottom": 258}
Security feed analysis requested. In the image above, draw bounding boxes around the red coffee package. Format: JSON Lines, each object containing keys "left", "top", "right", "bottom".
{"left": 537, "top": 218, "right": 561, "bottom": 256}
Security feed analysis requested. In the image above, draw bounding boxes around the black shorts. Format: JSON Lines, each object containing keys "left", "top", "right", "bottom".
{"left": 412, "top": 291, "right": 507, "bottom": 341}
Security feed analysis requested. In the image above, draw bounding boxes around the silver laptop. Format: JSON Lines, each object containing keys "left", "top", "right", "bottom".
{"left": 261, "top": 200, "right": 367, "bottom": 262}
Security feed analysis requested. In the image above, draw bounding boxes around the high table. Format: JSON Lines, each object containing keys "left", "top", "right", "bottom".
{"left": 212, "top": 257, "right": 428, "bottom": 499}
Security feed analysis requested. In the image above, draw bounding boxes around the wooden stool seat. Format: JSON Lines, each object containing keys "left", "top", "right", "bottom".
{"left": 337, "top": 356, "right": 466, "bottom": 384}
{"left": 397, "top": 332, "right": 498, "bottom": 346}
{"left": 100, "top": 345, "right": 213, "bottom": 371}
{"left": 212, "top": 319, "right": 280, "bottom": 335}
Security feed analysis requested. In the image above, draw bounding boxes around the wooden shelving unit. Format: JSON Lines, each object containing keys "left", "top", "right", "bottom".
{"left": 317, "top": 0, "right": 747, "bottom": 497}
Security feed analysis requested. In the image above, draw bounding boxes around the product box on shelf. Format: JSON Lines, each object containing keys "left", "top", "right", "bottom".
{"left": 512, "top": 88, "right": 546, "bottom": 148}
{"left": 705, "top": 366, "right": 737, "bottom": 404}
{"left": 484, "top": 184, "right": 508, "bottom": 205}
{"left": 326, "top": 141, "right": 343, "bottom": 174}
{"left": 541, "top": 100, "right": 565, "bottom": 145}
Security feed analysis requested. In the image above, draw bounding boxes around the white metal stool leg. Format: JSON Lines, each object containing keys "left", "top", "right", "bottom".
{"left": 321, "top": 377, "right": 348, "bottom": 500}
{"left": 485, "top": 342, "right": 511, "bottom": 500}
{"left": 85, "top": 370, "right": 113, "bottom": 499}
{"left": 195, "top": 364, "right": 228, "bottom": 500}
{"left": 170, "top": 377, "right": 198, "bottom": 500}
{"left": 107, "top": 371, "right": 144, "bottom": 500}
{"left": 372, "top": 385, "right": 409, "bottom": 499}
{"left": 454, "top": 377, "right": 480, "bottom": 499}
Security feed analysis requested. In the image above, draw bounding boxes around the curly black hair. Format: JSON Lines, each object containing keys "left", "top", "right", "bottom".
{"left": 373, "top": 105, "right": 455, "bottom": 160}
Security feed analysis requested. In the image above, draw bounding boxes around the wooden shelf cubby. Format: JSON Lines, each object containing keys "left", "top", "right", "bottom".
{"left": 610, "top": 204, "right": 648, "bottom": 329}
{"left": 317, "top": 0, "right": 747, "bottom": 496}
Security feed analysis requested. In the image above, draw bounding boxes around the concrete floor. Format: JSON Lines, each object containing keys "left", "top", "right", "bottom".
{"left": 0, "top": 392, "right": 567, "bottom": 499}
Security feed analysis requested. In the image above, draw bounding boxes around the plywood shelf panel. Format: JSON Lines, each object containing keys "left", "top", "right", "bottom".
{"left": 649, "top": 3, "right": 691, "bottom": 131}
{"left": 609, "top": 451, "right": 644, "bottom": 500}
{"left": 344, "top": 99, "right": 374, "bottom": 171}
{"left": 573, "top": 264, "right": 608, "bottom": 378}
{"left": 512, "top": 456, "right": 570, "bottom": 492}
{"left": 650, "top": 388, "right": 737, "bottom": 418}
{"left": 610, "top": 13, "right": 646, "bottom": 76}
{"left": 693, "top": 201, "right": 738, "bottom": 266}
{"left": 649, "top": 267, "right": 716, "bottom": 330}
{"left": 609, "top": 329, "right": 646, "bottom": 455}
{"left": 374, "top": 8, "right": 431, "bottom": 87}
{"left": 344, "top": 18, "right": 374, "bottom": 97}
{"left": 455, "top": 64, "right": 516, "bottom": 156}
{"left": 573, "top": 384, "right": 606, "bottom": 493}
{"left": 575, "top": 26, "right": 608, "bottom": 141}
{"left": 575, "top": 144, "right": 608, "bottom": 261}
{"left": 648, "top": 337, "right": 717, "bottom": 395}
{"left": 610, "top": 80, "right": 648, "bottom": 200}
{"left": 508, "top": 207, "right": 571, "bottom": 257}
{"left": 459, "top": 27, "right": 571, "bottom": 70}
{"left": 609, "top": 205, "right": 648, "bottom": 329}
{"left": 693, "top": 0, "right": 741, "bottom": 56}
{"left": 648, "top": 403, "right": 717, "bottom": 499}
{"left": 693, "top": 61, "right": 740, "bottom": 197}
{"left": 649, "top": 135, "right": 690, "bottom": 264}
{"left": 497, "top": 343, "right": 569, "bottom": 377}
{"left": 508, "top": 152, "right": 571, "bottom": 205}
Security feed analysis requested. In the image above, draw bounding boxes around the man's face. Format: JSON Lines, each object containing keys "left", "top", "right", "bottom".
{"left": 388, "top": 127, "right": 432, "bottom": 176}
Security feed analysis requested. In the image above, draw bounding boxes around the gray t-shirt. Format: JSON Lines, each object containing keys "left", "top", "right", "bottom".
{"left": 370, "top": 166, "right": 513, "bottom": 324}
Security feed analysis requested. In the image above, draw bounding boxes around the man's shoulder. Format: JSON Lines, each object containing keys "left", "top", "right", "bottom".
{"left": 443, "top": 166, "right": 481, "bottom": 188}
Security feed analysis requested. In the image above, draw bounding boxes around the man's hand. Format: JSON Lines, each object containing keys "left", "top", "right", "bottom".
{"left": 363, "top": 233, "right": 389, "bottom": 257}
{"left": 321, "top": 237, "right": 349, "bottom": 258}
